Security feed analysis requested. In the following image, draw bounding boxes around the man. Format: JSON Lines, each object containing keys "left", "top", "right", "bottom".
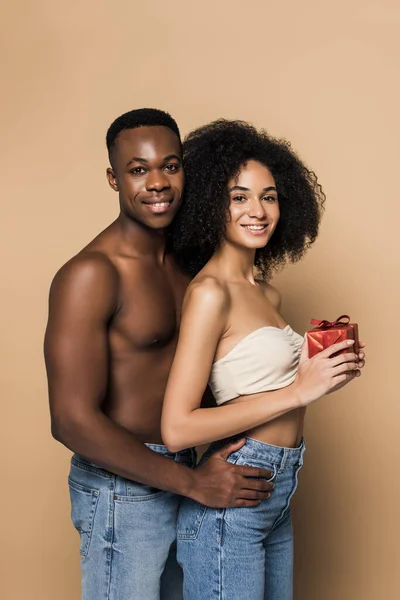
{"left": 44, "top": 109, "right": 274, "bottom": 600}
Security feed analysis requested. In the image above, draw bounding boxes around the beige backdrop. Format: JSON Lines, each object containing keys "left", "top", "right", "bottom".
{"left": 1, "top": 1, "right": 399, "bottom": 599}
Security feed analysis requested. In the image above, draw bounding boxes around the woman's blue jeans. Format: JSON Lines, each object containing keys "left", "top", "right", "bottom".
{"left": 177, "top": 437, "right": 306, "bottom": 600}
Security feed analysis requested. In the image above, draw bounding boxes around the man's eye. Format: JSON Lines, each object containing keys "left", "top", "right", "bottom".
{"left": 164, "top": 164, "right": 180, "bottom": 173}
{"left": 130, "top": 167, "right": 146, "bottom": 175}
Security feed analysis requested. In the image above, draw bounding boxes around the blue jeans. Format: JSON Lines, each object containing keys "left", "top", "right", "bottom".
{"left": 177, "top": 437, "right": 306, "bottom": 600}
{"left": 68, "top": 444, "right": 196, "bottom": 600}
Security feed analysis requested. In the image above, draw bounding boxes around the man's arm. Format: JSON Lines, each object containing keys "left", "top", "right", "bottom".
{"left": 44, "top": 255, "right": 273, "bottom": 507}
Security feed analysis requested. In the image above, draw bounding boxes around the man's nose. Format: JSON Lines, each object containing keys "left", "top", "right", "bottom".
{"left": 146, "top": 169, "right": 171, "bottom": 191}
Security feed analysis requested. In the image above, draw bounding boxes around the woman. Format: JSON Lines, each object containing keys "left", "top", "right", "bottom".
{"left": 161, "top": 120, "right": 365, "bottom": 600}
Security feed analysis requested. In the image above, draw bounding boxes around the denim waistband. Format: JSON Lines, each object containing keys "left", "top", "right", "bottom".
{"left": 207, "top": 436, "right": 306, "bottom": 468}
{"left": 72, "top": 444, "right": 196, "bottom": 478}
{"left": 144, "top": 443, "right": 196, "bottom": 460}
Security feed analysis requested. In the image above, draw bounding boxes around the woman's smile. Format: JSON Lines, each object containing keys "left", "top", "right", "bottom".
{"left": 240, "top": 223, "right": 269, "bottom": 236}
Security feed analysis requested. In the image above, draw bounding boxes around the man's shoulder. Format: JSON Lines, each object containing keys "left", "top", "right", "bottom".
{"left": 50, "top": 250, "right": 120, "bottom": 301}
{"left": 56, "top": 250, "right": 118, "bottom": 282}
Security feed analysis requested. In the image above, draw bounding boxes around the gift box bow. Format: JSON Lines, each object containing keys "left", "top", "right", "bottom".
{"left": 306, "top": 314, "right": 359, "bottom": 357}
{"left": 310, "top": 314, "right": 351, "bottom": 329}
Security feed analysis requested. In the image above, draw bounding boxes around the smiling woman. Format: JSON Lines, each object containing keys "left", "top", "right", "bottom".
{"left": 162, "top": 119, "right": 365, "bottom": 600}
{"left": 172, "top": 119, "right": 324, "bottom": 279}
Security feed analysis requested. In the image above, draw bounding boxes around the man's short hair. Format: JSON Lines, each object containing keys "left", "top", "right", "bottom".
{"left": 106, "top": 108, "right": 181, "bottom": 157}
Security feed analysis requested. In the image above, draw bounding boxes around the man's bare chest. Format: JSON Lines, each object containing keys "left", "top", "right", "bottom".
{"left": 111, "top": 266, "right": 189, "bottom": 351}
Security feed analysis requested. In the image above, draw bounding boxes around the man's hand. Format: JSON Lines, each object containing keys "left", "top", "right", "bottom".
{"left": 189, "top": 438, "right": 274, "bottom": 508}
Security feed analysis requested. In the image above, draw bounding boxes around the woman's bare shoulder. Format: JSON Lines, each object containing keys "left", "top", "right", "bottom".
{"left": 184, "top": 274, "right": 231, "bottom": 313}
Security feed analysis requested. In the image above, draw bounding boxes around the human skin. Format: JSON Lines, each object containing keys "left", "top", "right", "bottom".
{"left": 44, "top": 127, "right": 275, "bottom": 508}
{"left": 162, "top": 161, "right": 366, "bottom": 452}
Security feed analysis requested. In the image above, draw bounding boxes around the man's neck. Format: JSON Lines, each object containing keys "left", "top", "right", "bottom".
{"left": 114, "top": 213, "right": 169, "bottom": 263}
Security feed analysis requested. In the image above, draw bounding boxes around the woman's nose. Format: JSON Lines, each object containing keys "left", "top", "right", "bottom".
{"left": 247, "top": 198, "right": 266, "bottom": 219}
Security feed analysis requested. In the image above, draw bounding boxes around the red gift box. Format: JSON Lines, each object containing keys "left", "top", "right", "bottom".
{"left": 306, "top": 315, "right": 359, "bottom": 358}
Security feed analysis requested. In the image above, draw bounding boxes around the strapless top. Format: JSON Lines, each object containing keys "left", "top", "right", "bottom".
{"left": 209, "top": 325, "right": 303, "bottom": 405}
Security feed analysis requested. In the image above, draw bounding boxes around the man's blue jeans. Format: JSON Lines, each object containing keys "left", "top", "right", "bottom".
{"left": 177, "top": 437, "right": 306, "bottom": 600}
{"left": 68, "top": 444, "right": 196, "bottom": 600}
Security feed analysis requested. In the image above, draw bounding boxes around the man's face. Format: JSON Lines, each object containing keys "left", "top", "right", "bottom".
{"left": 106, "top": 126, "right": 184, "bottom": 229}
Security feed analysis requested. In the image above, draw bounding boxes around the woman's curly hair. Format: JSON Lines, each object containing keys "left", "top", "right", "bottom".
{"left": 171, "top": 119, "right": 325, "bottom": 279}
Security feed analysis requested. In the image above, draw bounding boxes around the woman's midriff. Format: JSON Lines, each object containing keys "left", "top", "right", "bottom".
{"left": 227, "top": 398, "right": 306, "bottom": 448}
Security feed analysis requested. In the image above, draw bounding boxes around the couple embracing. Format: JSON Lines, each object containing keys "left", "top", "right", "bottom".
{"left": 45, "top": 108, "right": 365, "bottom": 600}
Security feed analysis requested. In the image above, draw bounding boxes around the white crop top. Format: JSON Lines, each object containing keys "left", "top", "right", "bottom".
{"left": 209, "top": 325, "right": 303, "bottom": 405}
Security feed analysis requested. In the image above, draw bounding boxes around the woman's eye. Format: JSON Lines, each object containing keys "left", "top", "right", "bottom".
{"left": 164, "top": 164, "right": 180, "bottom": 173}
{"left": 263, "top": 195, "right": 277, "bottom": 203}
{"left": 130, "top": 167, "right": 146, "bottom": 175}
{"left": 233, "top": 195, "right": 246, "bottom": 203}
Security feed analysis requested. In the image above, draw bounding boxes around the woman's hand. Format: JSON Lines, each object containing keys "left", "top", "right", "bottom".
{"left": 326, "top": 341, "right": 366, "bottom": 395}
{"left": 293, "top": 339, "right": 366, "bottom": 407}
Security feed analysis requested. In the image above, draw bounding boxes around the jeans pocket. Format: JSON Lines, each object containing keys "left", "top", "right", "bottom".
{"left": 68, "top": 478, "right": 100, "bottom": 557}
{"left": 238, "top": 454, "right": 278, "bottom": 483}
{"left": 115, "top": 478, "right": 165, "bottom": 502}
{"left": 177, "top": 499, "right": 207, "bottom": 541}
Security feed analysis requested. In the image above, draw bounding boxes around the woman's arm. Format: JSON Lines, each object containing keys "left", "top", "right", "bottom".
{"left": 161, "top": 278, "right": 302, "bottom": 452}
{"left": 162, "top": 278, "right": 361, "bottom": 452}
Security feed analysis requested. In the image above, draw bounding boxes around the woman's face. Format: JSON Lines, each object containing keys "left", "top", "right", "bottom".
{"left": 225, "top": 160, "right": 280, "bottom": 249}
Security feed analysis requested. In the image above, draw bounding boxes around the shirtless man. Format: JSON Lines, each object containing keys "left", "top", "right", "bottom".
{"left": 44, "top": 109, "right": 274, "bottom": 600}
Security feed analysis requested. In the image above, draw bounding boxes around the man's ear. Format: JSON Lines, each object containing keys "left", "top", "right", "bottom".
{"left": 106, "top": 167, "right": 119, "bottom": 192}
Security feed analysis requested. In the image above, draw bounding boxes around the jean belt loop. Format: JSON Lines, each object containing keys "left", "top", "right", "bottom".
{"left": 300, "top": 440, "right": 306, "bottom": 465}
{"left": 279, "top": 448, "right": 288, "bottom": 473}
